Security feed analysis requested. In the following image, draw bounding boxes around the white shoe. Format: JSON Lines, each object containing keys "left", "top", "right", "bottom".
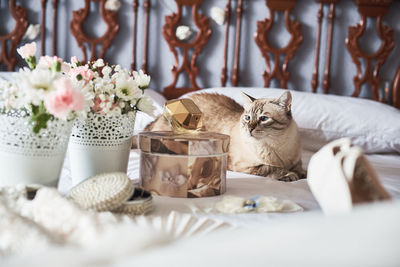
{"left": 307, "top": 138, "right": 391, "bottom": 215}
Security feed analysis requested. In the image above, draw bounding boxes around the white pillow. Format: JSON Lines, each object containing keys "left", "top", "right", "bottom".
{"left": 183, "top": 87, "right": 400, "bottom": 154}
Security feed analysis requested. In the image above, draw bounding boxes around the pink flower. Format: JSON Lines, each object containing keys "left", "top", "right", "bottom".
{"left": 37, "top": 56, "right": 61, "bottom": 68}
{"left": 91, "top": 97, "right": 105, "bottom": 114}
{"left": 70, "top": 56, "right": 79, "bottom": 64}
{"left": 69, "top": 66, "right": 94, "bottom": 82}
{"left": 17, "top": 42, "right": 37, "bottom": 59}
{"left": 37, "top": 56, "right": 70, "bottom": 73}
{"left": 45, "top": 78, "right": 84, "bottom": 120}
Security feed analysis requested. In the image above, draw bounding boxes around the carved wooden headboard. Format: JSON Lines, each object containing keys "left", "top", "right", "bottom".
{"left": 0, "top": 0, "right": 399, "bottom": 108}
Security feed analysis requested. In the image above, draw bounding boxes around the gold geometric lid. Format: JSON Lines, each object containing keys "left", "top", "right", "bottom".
{"left": 68, "top": 172, "right": 134, "bottom": 212}
{"left": 164, "top": 98, "right": 203, "bottom": 133}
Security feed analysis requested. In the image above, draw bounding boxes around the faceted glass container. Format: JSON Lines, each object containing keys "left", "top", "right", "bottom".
{"left": 138, "top": 131, "right": 230, "bottom": 198}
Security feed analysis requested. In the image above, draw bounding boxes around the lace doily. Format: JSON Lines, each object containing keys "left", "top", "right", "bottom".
{"left": 70, "top": 112, "right": 136, "bottom": 147}
{"left": 0, "top": 110, "right": 72, "bottom": 157}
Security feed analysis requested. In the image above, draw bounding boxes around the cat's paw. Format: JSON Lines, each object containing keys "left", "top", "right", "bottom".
{"left": 299, "top": 169, "right": 307, "bottom": 179}
{"left": 278, "top": 172, "right": 300, "bottom": 182}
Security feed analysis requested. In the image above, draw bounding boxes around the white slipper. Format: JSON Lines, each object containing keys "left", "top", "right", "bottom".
{"left": 308, "top": 138, "right": 391, "bottom": 215}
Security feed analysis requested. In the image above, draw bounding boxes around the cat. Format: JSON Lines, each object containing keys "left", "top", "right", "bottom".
{"left": 145, "top": 91, "right": 306, "bottom": 181}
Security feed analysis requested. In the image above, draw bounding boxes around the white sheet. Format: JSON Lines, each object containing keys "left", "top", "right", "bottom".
{"left": 58, "top": 149, "right": 400, "bottom": 227}
{"left": 5, "top": 149, "right": 400, "bottom": 267}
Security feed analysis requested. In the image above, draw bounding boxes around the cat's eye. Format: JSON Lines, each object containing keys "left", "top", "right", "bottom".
{"left": 259, "top": 116, "right": 269, "bottom": 122}
{"left": 244, "top": 115, "right": 250, "bottom": 121}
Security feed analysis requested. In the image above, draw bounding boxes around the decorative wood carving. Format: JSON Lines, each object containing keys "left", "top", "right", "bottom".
{"left": 345, "top": 0, "right": 394, "bottom": 100}
{"left": 393, "top": 66, "right": 400, "bottom": 109}
{"left": 232, "top": 0, "right": 242, "bottom": 86}
{"left": 312, "top": 0, "right": 338, "bottom": 93}
{"left": 254, "top": 0, "right": 303, "bottom": 88}
{"left": 323, "top": 1, "right": 337, "bottom": 93}
{"left": 312, "top": 2, "right": 323, "bottom": 93}
{"left": 221, "top": 0, "right": 231, "bottom": 87}
{"left": 0, "top": 0, "right": 28, "bottom": 71}
{"left": 70, "top": 0, "right": 119, "bottom": 63}
{"left": 162, "top": 0, "right": 212, "bottom": 100}
{"left": 52, "top": 0, "right": 59, "bottom": 56}
{"left": 131, "top": 0, "right": 138, "bottom": 71}
{"left": 141, "top": 0, "right": 150, "bottom": 73}
{"left": 41, "top": 0, "right": 47, "bottom": 56}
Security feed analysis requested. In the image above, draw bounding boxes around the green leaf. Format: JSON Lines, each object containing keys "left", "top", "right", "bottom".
{"left": 54, "top": 61, "right": 61, "bottom": 72}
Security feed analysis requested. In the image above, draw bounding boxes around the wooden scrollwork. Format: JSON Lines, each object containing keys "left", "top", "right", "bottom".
{"left": 40, "top": 0, "right": 47, "bottom": 56}
{"left": 232, "top": 0, "right": 243, "bottom": 86}
{"left": 254, "top": 0, "right": 303, "bottom": 88}
{"left": 70, "top": 0, "right": 119, "bottom": 63}
{"left": 393, "top": 66, "right": 400, "bottom": 109}
{"left": 312, "top": 0, "right": 338, "bottom": 93}
{"left": 221, "top": 0, "right": 231, "bottom": 87}
{"left": 141, "top": 0, "right": 150, "bottom": 73}
{"left": 345, "top": 0, "right": 394, "bottom": 100}
{"left": 131, "top": 0, "right": 138, "bottom": 71}
{"left": 162, "top": 0, "right": 212, "bottom": 100}
{"left": 0, "top": 0, "right": 28, "bottom": 71}
{"left": 52, "top": 0, "right": 59, "bottom": 56}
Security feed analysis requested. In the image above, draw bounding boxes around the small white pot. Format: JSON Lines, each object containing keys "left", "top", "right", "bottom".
{"left": 0, "top": 110, "right": 72, "bottom": 187}
{"left": 68, "top": 112, "right": 136, "bottom": 186}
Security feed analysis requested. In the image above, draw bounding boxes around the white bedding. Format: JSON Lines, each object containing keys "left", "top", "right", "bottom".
{"left": 58, "top": 148, "right": 400, "bottom": 226}
{"left": 4, "top": 149, "right": 399, "bottom": 267}
{"left": 3, "top": 86, "right": 400, "bottom": 265}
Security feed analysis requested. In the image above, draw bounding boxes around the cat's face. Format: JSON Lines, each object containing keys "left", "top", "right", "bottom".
{"left": 240, "top": 91, "right": 292, "bottom": 139}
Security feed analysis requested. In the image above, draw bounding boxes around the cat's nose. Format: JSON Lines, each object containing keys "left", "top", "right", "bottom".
{"left": 248, "top": 122, "right": 257, "bottom": 133}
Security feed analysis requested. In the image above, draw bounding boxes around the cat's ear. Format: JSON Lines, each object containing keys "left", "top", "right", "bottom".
{"left": 277, "top": 91, "right": 292, "bottom": 112}
{"left": 241, "top": 91, "right": 256, "bottom": 107}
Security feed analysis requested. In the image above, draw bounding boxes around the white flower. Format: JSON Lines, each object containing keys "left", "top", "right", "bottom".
{"left": 23, "top": 24, "right": 40, "bottom": 41}
{"left": 93, "top": 58, "right": 105, "bottom": 68}
{"left": 176, "top": 25, "right": 192, "bottom": 41}
{"left": 15, "top": 68, "right": 60, "bottom": 106}
{"left": 37, "top": 56, "right": 70, "bottom": 73}
{"left": 102, "top": 66, "right": 112, "bottom": 78}
{"left": 0, "top": 79, "right": 19, "bottom": 109}
{"left": 133, "top": 70, "right": 151, "bottom": 89}
{"left": 108, "top": 106, "right": 122, "bottom": 116}
{"left": 100, "top": 99, "right": 113, "bottom": 113}
{"left": 210, "top": 7, "right": 226, "bottom": 25}
{"left": 114, "top": 65, "right": 122, "bottom": 73}
{"left": 136, "top": 95, "right": 155, "bottom": 117}
{"left": 105, "top": 0, "right": 121, "bottom": 11}
{"left": 71, "top": 80, "right": 95, "bottom": 119}
{"left": 115, "top": 77, "right": 141, "bottom": 101}
{"left": 16, "top": 42, "right": 37, "bottom": 59}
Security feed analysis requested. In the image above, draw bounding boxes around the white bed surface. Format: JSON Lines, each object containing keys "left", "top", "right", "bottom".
{"left": 59, "top": 148, "right": 400, "bottom": 226}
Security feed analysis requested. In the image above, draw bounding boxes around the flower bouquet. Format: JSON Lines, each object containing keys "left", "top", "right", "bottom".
{"left": 67, "top": 58, "right": 155, "bottom": 186}
{"left": 0, "top": 42, "right": 89, "bottom": 186}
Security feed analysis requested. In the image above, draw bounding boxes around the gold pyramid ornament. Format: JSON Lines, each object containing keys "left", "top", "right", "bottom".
{"left": 164, "top": 98, "right": 203, "bottom": 133}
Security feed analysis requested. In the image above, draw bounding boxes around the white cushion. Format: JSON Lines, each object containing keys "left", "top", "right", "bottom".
{"left": 183, "top": 87, "right": 400, "bottom": 154}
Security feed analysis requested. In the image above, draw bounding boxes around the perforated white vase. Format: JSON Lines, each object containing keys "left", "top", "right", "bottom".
{"left": 0, "top": 110, "right": 73, "bottom": 187}
{"left": 68, "top": 112, "right": 136, "bottom": 186}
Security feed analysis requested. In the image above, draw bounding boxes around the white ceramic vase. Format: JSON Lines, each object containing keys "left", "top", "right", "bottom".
{"left": 0, "top": 110, "right": 72, "bottom": 187}
{"left": 68, "top": 112, "right": 136, "bottom": 186}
